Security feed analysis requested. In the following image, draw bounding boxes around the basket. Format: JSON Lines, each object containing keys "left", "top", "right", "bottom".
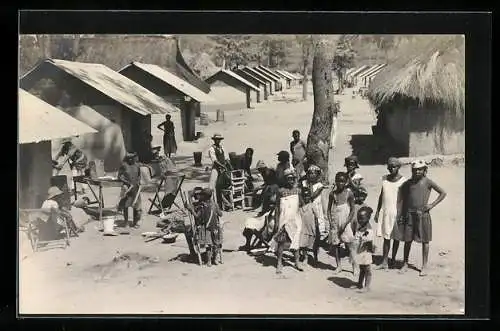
{"left": 162, "top": 233, "right": 178, "bottom": 244}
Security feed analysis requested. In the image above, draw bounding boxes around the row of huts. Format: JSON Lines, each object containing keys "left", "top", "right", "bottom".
{"left": 345, "top": 63, "right": 387, "bottom": 89}
{"left": 18, "top": 41, "right": 302, "bottom": 209}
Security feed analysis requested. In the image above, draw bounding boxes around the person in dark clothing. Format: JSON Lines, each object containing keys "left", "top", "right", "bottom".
{"left": 239, "top": 147, "right": 254, "bottom": 190}
{"left": 117, "top": 152, "right": 142, "bottom": 232}
{"left": 276, "top": 150, "right": 292, "bottom": 188}
{"left": 157, "top": 114, "right": 177, "bottom": 158}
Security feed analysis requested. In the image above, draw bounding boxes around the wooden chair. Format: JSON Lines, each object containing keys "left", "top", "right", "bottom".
{"left": 221, "top": 170, "right": 246, "bottom": 211}
{"left": 19, "top": 209, "right": 71, "bottom": 252}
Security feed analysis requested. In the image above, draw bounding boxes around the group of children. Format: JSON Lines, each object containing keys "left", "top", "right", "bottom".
{"left": 241, "top": 128, "right": 447, "bottom": 292}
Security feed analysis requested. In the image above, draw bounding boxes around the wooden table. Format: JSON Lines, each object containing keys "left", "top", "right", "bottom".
{"left": 74, "top": 176, "right": 123, "bottom": 222}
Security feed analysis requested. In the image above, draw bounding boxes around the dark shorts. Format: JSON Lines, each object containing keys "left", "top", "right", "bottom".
{"left": 392, "top": 210, "right": 432, "bottom": 243}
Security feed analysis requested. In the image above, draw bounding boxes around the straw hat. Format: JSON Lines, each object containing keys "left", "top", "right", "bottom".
{"left": 411, "top": 160, "right": 428, "bottom": 169}
{"left": 307, "top": 164, "right": 321, "bottom": 173}
{"left": 256, "top": 160, "right": 267, "bottom": 169}
{"left": 47, "top": 186, "right": 64, "bottom": 200}
{"left": 211, "top": 133, "right": 224, "bottom": 140}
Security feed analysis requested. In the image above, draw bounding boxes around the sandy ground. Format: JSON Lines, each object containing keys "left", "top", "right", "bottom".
{"left": 18, "top": 85, "right": 465, "bottom": 315}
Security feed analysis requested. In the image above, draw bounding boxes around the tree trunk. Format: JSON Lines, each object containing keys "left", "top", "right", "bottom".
{"left": 306, "top": 37, "right": 338, "bottom": 184}
{"left": 72, "top": 35, "right": 81, "bottom": 60}
{"left": 302, "top": 63, "right": 308, "bottom": 101}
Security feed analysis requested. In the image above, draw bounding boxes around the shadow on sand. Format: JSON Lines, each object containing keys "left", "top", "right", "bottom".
{"left": 349, "top": 134, "right": 407, "bottom": 166}
{"left": 328, "top": 276, "right": 358, "bottom": 289}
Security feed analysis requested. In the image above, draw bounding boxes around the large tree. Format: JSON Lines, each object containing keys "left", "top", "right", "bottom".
{"left": 306, "top": 36, "right": 339, "bottom": 184}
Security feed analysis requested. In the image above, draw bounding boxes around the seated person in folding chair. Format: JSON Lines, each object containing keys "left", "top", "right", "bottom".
{"left": 249, "top": 160, "right": 272, "bottom": 210}
{"left": 241, "top": 169, "right": 279, "bottom": 251}
{"left": 53, "top": 138, "right": 88, "bottom": 194}
{"left": 117, "top": 152, "right": 143, "bottom": 231}
{"left": 208, "top": 133, "right": 232, "bottom": 209}
{"left": 41, "top": 186, "right": 84, "bottom": 239}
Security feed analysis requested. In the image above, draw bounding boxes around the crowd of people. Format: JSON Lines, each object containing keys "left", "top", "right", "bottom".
{"left": 232, "top": 129, "right": 448, "bottom": 292}
{"left": 42, "top": 124, "right": 447, "bottom": 293}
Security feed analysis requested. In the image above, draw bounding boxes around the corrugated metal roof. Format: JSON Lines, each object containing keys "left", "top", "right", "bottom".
{"left": 274, "top": 70, "right": 292, "bottom": 81}
{"left": 19, "top": 89, "right": 97, "bottom": 144}
{"left": 48, "top": 59, "right": 178, "bottom": 116}
{"left": 287, "top": 71, "right": 303, "bottom": 79}
{"left": 253, "top": 67, "right": 280, "bottom": 82}
{"left": 276, "top": 70, "right": 296, "bottom": 81}
{"left": 359, "top": 64, "right": 381, "bottom": 79}
{"left": 216, "top": 69, "right": 260, "bottom": 91}
{"left": 257, "top": 66, "right": 282, "bottom": 80}
{"left": 124, "top": 62, "right": 215, "bottom": 103}
{"left": 235, "top": 69, "right": 267, "bottom": 85}
{"left": 242, "top": 67, "right": 274, "bottom": 83}
{"left": 365, "top": 64, "right": 387, "bottom": 79}
{"left": 348, "top": 65, "right": 370, "bottom": 78}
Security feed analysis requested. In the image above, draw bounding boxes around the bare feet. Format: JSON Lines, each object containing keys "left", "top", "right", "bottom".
{"left": 419, "top": 268, "right": 428, "bottom": 277}
{"left": 399, "top": 263, "right": 409, "bottom": 274}
{"left": 377, "top": 263, "right": 389, "bottom": 270}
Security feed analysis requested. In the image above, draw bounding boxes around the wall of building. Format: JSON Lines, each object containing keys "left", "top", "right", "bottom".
{"left": 56, "top": 104, "right": 126, "bottom": 173}
{"left": 204, "top": 80, "right": 247, "bottom": 111}
{"left": 380, "top": 102, "right": 465, "bottom": 157}
{"left": 408, "top": 105, "right": 465, "bottom": 156}
{"left": 19, "top": 141, "right": 52, "bottom": 209}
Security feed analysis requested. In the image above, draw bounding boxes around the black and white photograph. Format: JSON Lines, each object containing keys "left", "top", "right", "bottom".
{"left": 18, "top": 27, "right": 470, "bottom": 315}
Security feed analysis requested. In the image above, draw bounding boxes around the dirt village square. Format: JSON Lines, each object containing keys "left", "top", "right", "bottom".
{"left": 18, "top": 34, "right": 465, "bottom": 315}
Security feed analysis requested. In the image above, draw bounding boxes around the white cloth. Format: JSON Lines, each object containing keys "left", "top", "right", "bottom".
{"left": 376, "top": 175, "right": 406, "bottom": 239}
{"left": 277, "top": 194, "right": 303, "bottom": 250}
{"left": 311, "top": 182, "right": 327, "bottom": 235}
{"left": 208, "top": 145, "right": 227, "bottom": 166}
{"left": 353, "top": 228, "right": 374, "bottom": 265}
{"left": 302, "top": 180, "right": 328, "bottom": 236}
{"left": 41, "top": 199, "right": 59, "bottom": 209}
{"left": 41, "top": 199, "right": 64, "bottom": 226}
{"left": 245, "top": 211, "right": 270, "bottom": 230}
{"left": 209, "top": 168, "right": 218, "bottom": 205}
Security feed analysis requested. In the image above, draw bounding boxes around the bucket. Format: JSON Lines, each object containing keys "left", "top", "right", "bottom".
{"left": 244, "top": 194, "right": 253, "bottom": 209}
{"left": 216, "top": 109, "right": 225, "bottom": 122}
{"left": 200, "top": 113, "right": 209, "bottom": 126}
{"left": 193, "top": 152, "right": 202, "bottom": 167}
{"left": 102, "top": 216, "right": 117, "bottom": 236}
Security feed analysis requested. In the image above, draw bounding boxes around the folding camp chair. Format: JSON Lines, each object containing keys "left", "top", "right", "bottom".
{"left": 147, "top": 173, "right": 186, "bottom": 216}
{"left": 19, "top": 209, "right": 71, "bottom": 252}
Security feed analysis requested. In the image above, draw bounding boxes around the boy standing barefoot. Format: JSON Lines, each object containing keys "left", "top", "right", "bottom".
{"left": 393, "top": 160, "right": 447, "bottom": 276}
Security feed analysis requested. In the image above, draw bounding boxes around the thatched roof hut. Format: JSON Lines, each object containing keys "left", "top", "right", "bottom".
{"left": 367, "top": 36, "right": 465, "bottom": 157}
{"left": 368, "top": 35, "right": 465, "bottom": 115}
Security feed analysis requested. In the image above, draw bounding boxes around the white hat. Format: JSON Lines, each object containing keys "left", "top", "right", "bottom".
{"left": 411, "top": 160, "right": 428, "bottom": 169}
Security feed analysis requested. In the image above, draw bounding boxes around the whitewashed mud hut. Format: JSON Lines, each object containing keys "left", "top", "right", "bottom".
{"left": 368, "top": 35, "right": 465, "bottom": 157}
{"left": 18, "top": 89, "right": 97, "bottom": 209}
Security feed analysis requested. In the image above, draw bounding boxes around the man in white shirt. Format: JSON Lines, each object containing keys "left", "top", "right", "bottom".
{"left": 207, "top": 133, "right": 228, "bottom": 208}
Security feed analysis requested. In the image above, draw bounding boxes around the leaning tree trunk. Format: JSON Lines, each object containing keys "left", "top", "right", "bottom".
{"left": 306, "top": 37, "right": 338, "bottom": 184}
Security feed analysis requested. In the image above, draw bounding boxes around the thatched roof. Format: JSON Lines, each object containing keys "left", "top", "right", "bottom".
{"left": 368, "top": 35, "right": 465, "bottom": 114}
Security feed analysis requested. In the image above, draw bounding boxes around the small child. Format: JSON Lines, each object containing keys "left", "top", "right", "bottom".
{"left": 344, "top": 155, "right": 368, "bottom": 205}
{"left": 351, "top": 206, "right": 375, "bottom": 293}
{"left": 327, "top": 172, "right": 355, "bottom": 274}
{"left": 299, "top": 186, "right": 319, "bottom": 266}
